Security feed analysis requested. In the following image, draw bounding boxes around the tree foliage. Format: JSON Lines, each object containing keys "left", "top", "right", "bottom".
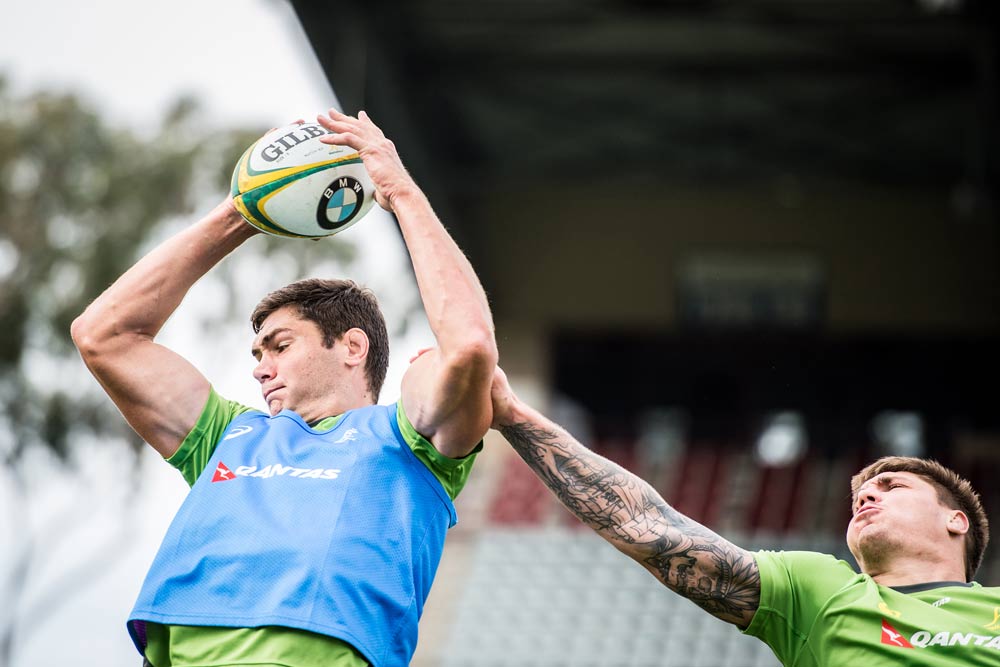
{"left": 0, "top": 80, "right": 354, "bottom": 463}
{"left": 0, "top": 82, "right": 371, "bottom": 664}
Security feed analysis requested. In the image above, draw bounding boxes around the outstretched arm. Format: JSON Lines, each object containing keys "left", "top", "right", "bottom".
{"left": 318, "top": 110, "right": 497, "bottom": 458}
{"left": 71, "top": 199, "right": 258, "bottom": 458}
{"left": 490, "top": 368, "right": 760, "bottom": 628}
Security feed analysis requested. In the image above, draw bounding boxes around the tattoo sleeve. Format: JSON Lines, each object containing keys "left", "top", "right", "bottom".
{"left": 499, "top": 419, "right": 761, "bottom": 628}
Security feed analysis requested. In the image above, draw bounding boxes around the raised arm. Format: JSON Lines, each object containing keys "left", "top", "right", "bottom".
{"left": 71, "top": 199, "right": 258, "bottom": 458}
{"left": 490, "top": 368, "right": 760, "bottom": 628}
{"left": 318, "top": 110, "right": 497, "bottom": 458}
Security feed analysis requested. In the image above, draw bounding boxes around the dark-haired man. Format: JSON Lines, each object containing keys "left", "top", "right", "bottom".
{"left": 71, "top": 110, "right": 497, "bottom": 667}
{"left": 489, "top": 368, "right": 1000, "bottom": 665}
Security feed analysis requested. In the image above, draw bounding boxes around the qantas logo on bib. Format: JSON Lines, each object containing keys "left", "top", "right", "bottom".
{"left": 210, "top": 460, "right": 340, "bottom": 482}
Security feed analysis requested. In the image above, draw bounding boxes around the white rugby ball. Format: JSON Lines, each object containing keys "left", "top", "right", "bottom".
{"left": 231, "top": 122, "right": 376, "bottom": 238}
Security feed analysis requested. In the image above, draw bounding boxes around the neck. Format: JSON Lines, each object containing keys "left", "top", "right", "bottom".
{"left": 287, "top": 389, "right": 374, "bottom": 424}
{"left": 864, "top": 556, "right": 966, "bottom": 587}
{"left": 314, "top": 393, "right": 374, "bottom": 422}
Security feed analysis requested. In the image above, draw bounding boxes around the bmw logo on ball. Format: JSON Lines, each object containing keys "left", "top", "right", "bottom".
{"left": 317, "top": 177, "right": 366, "bottom": 230}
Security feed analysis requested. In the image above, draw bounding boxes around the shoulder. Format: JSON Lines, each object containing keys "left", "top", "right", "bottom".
{"left": 167, "top": 388, "right": 257, "bottom": 485}
{"left": 745, "top": 550, "right": 861, "bottom": 651}
{"left": 393, "top": 401, "right": 479, "bottom": 500}
{"left": 753, "top": 550, "right": 861, "bottom": 604}
{"left": 754, "top": 549, "right": 853, "bottom": 576}
{"left": 968, "top": 583, "right": 1000, "bottom": 597}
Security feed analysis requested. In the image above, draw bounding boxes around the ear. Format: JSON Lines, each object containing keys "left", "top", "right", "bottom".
{"left": 341, "top": 328, "right": 369, "bottom": 368}
{"left": 946, "top": 510, "right": 970, "bottom": 537}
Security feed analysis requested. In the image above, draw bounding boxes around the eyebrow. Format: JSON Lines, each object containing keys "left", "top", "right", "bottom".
{"left": 876, "top": 474, "right": 910, "bottom": 487}
{"left": 251, "top": 327, "right": 292, "bottom": 358}
{"left": 855, "top": 474, "right": 903, "bottom": 501}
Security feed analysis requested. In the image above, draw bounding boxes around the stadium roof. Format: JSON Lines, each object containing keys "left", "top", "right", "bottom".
{"left": 291, "top": 0, "right": 995, "bottom": 207}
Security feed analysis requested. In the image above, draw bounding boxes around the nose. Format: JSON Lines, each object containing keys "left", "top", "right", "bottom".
{"left": 253, "top": 355, "right": 273, "bottom": 383}
{"left": 856, "top": 488, "right": 880, "bottom": 512}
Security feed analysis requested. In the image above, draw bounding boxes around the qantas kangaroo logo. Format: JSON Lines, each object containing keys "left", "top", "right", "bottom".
{"left": 212, "top": 462, "right": 236, "bottom": 483}
{"left": 881, "top": 619, "right": 914, "bottom": 648}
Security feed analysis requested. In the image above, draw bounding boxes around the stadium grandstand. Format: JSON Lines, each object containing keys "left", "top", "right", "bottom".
{"left": 289, "top": 1, "right": 999, "bottom": 665}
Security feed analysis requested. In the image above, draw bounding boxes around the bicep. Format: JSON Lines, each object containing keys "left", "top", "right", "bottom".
{"left": 631, "top": 506, "right": 760, "bottom": 628}
{"left": 400, "top": 347, "right": 493, "bottom": 459}
{"left": 81, "top": 335, "right": 210, "bottom": 458}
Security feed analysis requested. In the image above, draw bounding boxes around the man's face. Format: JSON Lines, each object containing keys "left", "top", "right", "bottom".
{"left": 846, "top": 471, "right": 958, "bottom": 570}
{"left": 251, "top": 305, "right": 346, "bottom": 420}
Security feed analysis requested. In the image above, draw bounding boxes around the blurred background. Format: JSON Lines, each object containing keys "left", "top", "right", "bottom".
{"left": 2, "top": 1, "right": 998, "bottom": 666}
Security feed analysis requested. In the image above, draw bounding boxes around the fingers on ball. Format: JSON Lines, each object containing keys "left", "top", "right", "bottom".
{"left": 319, "top": 131, "right": 363, "bottom": 147}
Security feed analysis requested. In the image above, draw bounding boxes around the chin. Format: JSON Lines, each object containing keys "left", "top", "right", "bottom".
{"left": 857, "top": 530, "right": 899, "bottom": 565}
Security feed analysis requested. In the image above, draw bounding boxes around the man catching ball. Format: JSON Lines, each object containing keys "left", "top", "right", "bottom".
{"left": 72, "top": 110, "right": 497, "bottom": 667}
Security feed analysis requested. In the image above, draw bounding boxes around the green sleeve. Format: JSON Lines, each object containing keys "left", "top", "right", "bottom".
{"left": 395, "top": 402, "right": 481, "bottom": 500}
{"left": 744, "top": 550, "right": 858, "bottom": 664}
{"left": 166, "top": 388, "right": 256, "bottom": 487}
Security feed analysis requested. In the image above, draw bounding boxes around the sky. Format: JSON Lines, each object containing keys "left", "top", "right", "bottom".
{"left": 1, "top": 0, "right": 430, "bottom": 414}
{"left": 0, "top": 2, "right": 430, "bottom": 665}
{"left": 1, "top": 0, "right": 328, "bottom": 132}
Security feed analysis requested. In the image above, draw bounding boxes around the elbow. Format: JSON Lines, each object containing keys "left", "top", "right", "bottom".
{"left": 70, "top": 306, "right": 120, "bottom": 363}
{"left": 442, "top": 327, "right": 498, "bottom": 380}
{"left": 71, "top": 310, "right": 103, "bottom": 362}
{"left": 453, "top": 328, "right": 499, "bottom": 372}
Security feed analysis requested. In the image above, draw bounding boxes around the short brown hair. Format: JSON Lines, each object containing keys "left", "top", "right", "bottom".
{"left": 851, "top": 456, "right": 989, "bottom": 581}
{"left": 251, "top": 278, "right": 389, "bottom": 398}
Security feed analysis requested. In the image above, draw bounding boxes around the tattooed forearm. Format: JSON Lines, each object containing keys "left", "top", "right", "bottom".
{"left": 499, "top": 420, "right": 760, "bottom": 627}
{"left": 640, "top": 505, "right": 761, "bottom": 625}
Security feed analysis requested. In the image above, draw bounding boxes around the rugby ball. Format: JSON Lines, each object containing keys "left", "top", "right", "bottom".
{"left": 231, "top": 122, "right": 376, "bottom": 238}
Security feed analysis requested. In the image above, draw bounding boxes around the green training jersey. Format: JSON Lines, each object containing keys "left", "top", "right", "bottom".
{"left": 745, "top": 550, "right": 1000, "bottom": 666}
{"left": 143, "top": 388, "right": 480, "bottom": 667}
